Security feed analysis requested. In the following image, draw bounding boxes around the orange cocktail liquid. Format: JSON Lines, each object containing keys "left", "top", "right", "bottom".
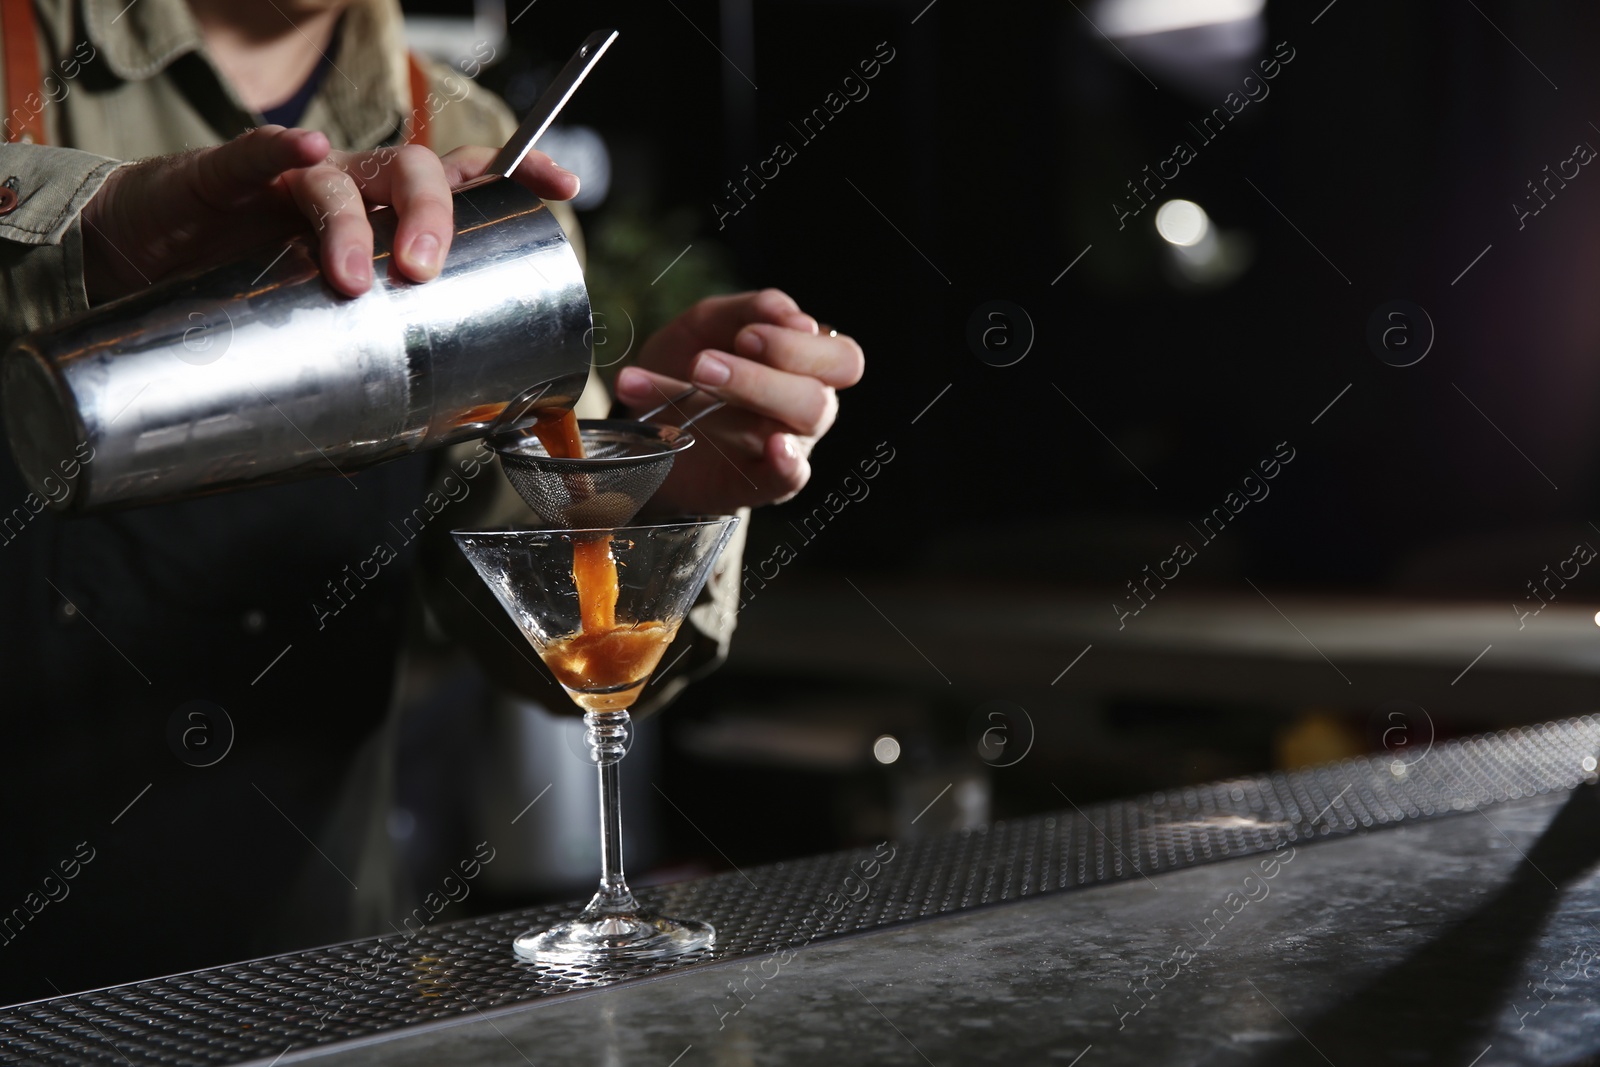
{"left": 542, "top": 622, "right": 676, "bottom": 711}
{"left": 531, "top": 410, "right": 672, "bottom": 709}
{"left": 531, "top": 410, "right": 619, "bottom": 631}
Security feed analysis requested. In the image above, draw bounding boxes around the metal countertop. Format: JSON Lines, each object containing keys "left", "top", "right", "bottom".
{"left": 5, "top": 716, "right": 1598, "bottom": 1066}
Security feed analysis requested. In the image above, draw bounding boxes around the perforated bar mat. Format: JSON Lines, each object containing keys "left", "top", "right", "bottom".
{"left": 4, "top": 715, "right": 1598, "bottom": 1065}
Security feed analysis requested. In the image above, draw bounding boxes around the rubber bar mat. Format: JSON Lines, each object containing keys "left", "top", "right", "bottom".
{"left": 3, "top": 715, "right": 1596, "bottom": 1065}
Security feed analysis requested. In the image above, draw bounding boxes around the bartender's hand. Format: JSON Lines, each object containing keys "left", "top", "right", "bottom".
{"left": 80, "top": 125, "right": 579, "bottom": 304}
{"left": 615, "top": 289, "right": 865, "bottom": 513}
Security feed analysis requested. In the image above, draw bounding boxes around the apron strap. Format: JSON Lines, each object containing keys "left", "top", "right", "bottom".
{"left": 1, "top": 0, "right": 45, "bottom": 144}
{"left": 1, "top": 9, "right": 431, "bottom": 152}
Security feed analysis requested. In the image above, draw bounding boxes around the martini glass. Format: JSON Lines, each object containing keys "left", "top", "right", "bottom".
{"left": 453, "top": 516, "right": 739, "bottom": 963}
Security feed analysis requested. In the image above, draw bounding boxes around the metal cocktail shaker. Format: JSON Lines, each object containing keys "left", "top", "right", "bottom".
{"left": 0, "top": 29, "right": 620, "bottom": 514}
{"left": 1, "top": 176, "right": 590, "bottom": 513}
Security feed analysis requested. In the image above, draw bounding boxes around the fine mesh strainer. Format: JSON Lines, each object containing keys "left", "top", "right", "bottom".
{"left": 493, "top": 388, "right": 724, "bottom": 528}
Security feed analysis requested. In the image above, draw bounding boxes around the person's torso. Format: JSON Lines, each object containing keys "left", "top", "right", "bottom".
{"left": 0, "top": 0, "right": 538, "bottom": 1003}
{"left": 21, "top": 0, "right": 519, "bottom": 157}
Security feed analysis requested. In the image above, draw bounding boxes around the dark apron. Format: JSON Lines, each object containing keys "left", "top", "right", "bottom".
{"left": 0, "top": 434, "right": 432, "bottom": 1004}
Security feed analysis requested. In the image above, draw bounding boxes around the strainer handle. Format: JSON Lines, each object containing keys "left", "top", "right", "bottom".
{"left": 678, "top": 399, "right": 726, "bottom": 430}
{"left": 634, "top": 386, "right": 698, "bottom": 423}
{"left": 634, "top": 386, "right": 726, "bottom": 429}
{"left": 490, "top": 30, "right": 620, "bottom": 178}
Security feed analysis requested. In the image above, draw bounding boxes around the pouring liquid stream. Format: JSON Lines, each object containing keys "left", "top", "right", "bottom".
{"left": 530, "top": 410, "right": 674, "bottom": 711}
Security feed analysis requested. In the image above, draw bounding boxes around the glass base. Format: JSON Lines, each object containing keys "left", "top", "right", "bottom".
{"left": 514, "top": 912, "right": 715, "bottom": 964}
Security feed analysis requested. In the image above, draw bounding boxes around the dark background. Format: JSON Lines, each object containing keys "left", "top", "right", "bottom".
{"left": 389, "top": 0, "right": 1600, "bottom": 897}
{"left": 12, "top": 0, "right": 1600, "bottom": 1007}
{"left": 445, "top": 0, "right": 1600, "bottom": 589}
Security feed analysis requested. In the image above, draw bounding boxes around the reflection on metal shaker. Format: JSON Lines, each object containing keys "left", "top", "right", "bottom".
{"left": 0, "top": 175, "right": 592, "bottom": 512}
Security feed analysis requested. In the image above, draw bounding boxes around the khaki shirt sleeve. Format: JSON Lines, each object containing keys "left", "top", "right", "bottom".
{"left": 0, "top": 145, "right": 123, "bottom": 350}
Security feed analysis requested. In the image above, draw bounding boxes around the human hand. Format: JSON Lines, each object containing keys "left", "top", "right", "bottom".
{"left": 614, "top": 288, "right": 865, "bottom": 515}
{"left": 80, "top": 125, "right": 580, "bottom": 303}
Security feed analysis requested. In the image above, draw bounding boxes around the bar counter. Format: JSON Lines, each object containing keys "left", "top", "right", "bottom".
{"left": 5, "top": 716, "right": 1599, "bottom": 1066}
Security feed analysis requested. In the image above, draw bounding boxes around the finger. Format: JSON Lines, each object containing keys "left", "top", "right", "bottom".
{"left": 339, "top": 144, "right": 454, "bottom": 280}
{"left": 762, "top": 431, "right": 811, "bottom": 503}
{"left": 285, "top": 164, "right": 375, "bottom": 296}
{"left": 643, "top": 290, "right": 817, "bottom": 380}
{"left": 187, "top": 125, "right": 330, "bottom": 211}
{"left": 612, "top": 365, "right": 768, "bottom": 466}
{"left": 731, "top": 323, "right": 865, "bottom": 388}
{"left": 642, "top": 390, "right": 796, "bottom": 461}
{"left": 623, "top": 352, "right": 838, "bottom": 438}
{"left": 706, "top": 411, "right": 815, "bottom": 462}
{"left": 614, "top": 366, "right": 722, "bottom": 423}
{"left": 438, "top": 145, "right": 581, "bottom": 200}
{"left": 619, "top": 366, "right": 816, "bottom": 507}
{"left": 690, "top": 288, "right": 817, "bottom": 339}
{"left": 688, "top": 351, "right": 838, "bottom": 438}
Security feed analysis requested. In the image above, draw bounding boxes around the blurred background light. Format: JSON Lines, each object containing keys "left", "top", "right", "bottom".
{"left": 1155, "top": 200, "right": 1210, "bottom": 247}
{"left": 1090, "top": 0, "right": 1266, "bottom": 96}
{"left": 1093, "top": 0, "right": 1266, "bottom": 39}
{"left": 403, "top": 0, "right": 506, "bottom": 63}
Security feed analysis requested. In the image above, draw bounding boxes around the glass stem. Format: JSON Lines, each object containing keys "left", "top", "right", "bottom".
{"left": 585, "top": 709, "right": 638, "bottom": 916}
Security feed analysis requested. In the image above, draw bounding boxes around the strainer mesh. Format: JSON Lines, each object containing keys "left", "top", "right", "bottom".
{"left": 496, "top": 428, "right": 680, "bottom": 528}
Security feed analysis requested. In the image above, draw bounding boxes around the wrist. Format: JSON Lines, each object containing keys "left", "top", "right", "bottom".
{"left": 80, "top": 163, "right": 137, "bottom": 305}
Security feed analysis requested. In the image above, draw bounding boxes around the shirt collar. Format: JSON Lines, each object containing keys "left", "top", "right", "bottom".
{"left": 82, "top": 0, "right": 412, "bottom": 149}
{"left": 301, "top": 1, "right": 414, "bottom": 149}
{"left": 83, "top": 0, "right": 205, "bottom": 82}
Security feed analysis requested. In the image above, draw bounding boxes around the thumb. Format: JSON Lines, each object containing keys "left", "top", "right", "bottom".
{"left": 614, "top": 365, "right": 694, "bottom": 417}
{"left": 438, "top": 144, "right": 581, "bottom": 201}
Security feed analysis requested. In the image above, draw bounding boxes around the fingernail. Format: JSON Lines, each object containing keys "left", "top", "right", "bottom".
{"left": 694, "top": 353, "right": 732, "bottom": 387}
{"left": 559, "top": 166, "right": 581, "bottom": 193}
{"left": 736, "top": 328, "right": 765, "bottom": 357}
{"left": 781, "top": 434, "right": 800, "bottom": 462}
{"left": 409, "top": 233, "right": 440, "bottom": 273}
{"left": 343, "top": 248, "right": 371, "bottom": 287}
